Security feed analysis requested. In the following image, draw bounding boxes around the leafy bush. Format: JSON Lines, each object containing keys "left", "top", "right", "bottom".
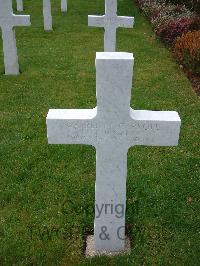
{"left": 156, "top": 17, "right": 200, "bottom": 45}
{"left": 173, "top": 30, "right": 200, "bottom": 74}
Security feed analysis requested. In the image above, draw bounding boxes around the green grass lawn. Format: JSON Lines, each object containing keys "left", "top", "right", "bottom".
{"left": 0, "top": 0, "right": 200, "bottom": 264}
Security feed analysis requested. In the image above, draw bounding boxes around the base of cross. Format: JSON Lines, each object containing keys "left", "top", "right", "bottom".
{"left": 85, "top": 235, "right": 131, "bottom": 258}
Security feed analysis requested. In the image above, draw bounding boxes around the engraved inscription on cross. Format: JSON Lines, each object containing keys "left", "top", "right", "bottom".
{"left": 46, "top": 53, "right": 181, "bottom": 252}
{"left": 0, "top": 0, "right": 30, "bottom": 75}
{"left": 88, "top": 0, "right": 134, "bottom": 52}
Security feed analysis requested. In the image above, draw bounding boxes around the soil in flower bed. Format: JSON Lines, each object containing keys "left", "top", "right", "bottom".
{"left": 186, "top": 70, "right": 200, "bottom": 96}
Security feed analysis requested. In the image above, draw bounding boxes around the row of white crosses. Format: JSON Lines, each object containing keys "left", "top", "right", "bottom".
{"left": 0, "top": 0, "right": 132, "bottom": 76}
{"left": 16, "top": 0, "right": 67, "bottom": 15}
{"left": 47, "top": 0, "right": 181, "bottom": 254}
{"left": 16, "top": 0, "right": 68, "bottom": 31}
{"left": 16, "top": 0, "right": 67, "bottom": 13}
{"left": 0, "top": 0, "right": 68, "bottom": 75}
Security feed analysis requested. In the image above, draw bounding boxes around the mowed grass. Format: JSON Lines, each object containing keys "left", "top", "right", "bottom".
{"left": 0, "top": 0, "right": 200, "bottom": 264}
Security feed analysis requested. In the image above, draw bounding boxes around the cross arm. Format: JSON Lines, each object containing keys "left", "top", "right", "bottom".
{"left": 88, "top": 15, "right": 105, "bottom": 27}
{"left": 13, "top": 14, "right": 31, "bottom": 27}
{"left": 46, "top": 108, "right": 98, "bottom": 146}
{"left": 129, "top": 109, "right": 181, "bottom": 147}
{"left": 117, "top": 16, "right": 134, "bottom": 28}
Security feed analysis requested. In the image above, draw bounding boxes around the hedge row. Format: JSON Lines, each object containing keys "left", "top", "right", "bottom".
{"left": 136, "top": 0, "right": 200, "bottom": 74}
{"left": 165, "top": 0, "right": 200, "bottom": 13}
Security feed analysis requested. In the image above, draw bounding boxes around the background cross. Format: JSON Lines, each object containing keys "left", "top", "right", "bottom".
{"left": 16, "top": 0, "right": 23, "bottom": 12}
{"left": 88, "top": 0, "right": 134, "bottom": 52}
{"left": 43, "top": 0, "right": 52, "bottom": 31}
{"left": 0, "top": 0, "right": 30, "bottom": 75}
{"left": 61, "top": 0, "right": 67, "bottom": 12}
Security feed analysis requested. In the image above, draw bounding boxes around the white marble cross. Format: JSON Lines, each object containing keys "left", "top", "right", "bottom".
{"left": 0, "top": 0, "right": 31, "bottom": 75}
{"left": 16, "top": 0, "right": 23, "bottom": 12}
{"left": 61, "top": 0, "right": 67, "bottom": 12}
{"left": 43, "top": 0, "right": 52, "bottom": 31}
{"left": 88, "top": 0, "right": 134, "bottom": 52}
{"left": 46, "top": 53, "right": 181, "bottom": 252}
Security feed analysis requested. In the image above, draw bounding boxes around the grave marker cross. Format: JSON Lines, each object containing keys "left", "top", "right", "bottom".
{"left": 61, "top": 0, "right": 67, "bottom": 12}
{"left": 46, "top": 53, "right": 181, "bottom": 252}
{"left": 16, "top": 0, "right": 23, "bottom": 12}
{"left": 88, "top": 0, "right": 134, "bottom": 52}
{"left": 0, "top": 0, "right": 30, "bottom": 75}
{"left": 43, "top": 0, "right": 52, "bottom": 31}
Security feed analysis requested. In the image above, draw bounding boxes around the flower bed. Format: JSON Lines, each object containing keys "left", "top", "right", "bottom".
{"left": 165, "top": 0, "right": 200, "bottom": 14}
{"left": 136, "top": 0, "right": 200, "bottom": 94}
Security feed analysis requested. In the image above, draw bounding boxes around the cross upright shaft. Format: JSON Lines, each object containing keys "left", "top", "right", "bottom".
{"left": 47, "top": 52, "right": 181, "bottom": 252}
{"left": 0, "top": 0, "right": 30, "bottom": 75}
{"left": 43, "top": 0, "right": 52, "bottom": 31}
{"left": 106, "top": 0, "right": 117, "bottom": 14}
{"left": 61, "top": 0, "right": 67, "bottom": 12}
{"left": 96, "top": 53, "right": 132, "bottom": 119}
